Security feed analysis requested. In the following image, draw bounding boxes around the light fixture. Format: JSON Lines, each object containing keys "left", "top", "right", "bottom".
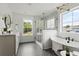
{"left": 56, "top": 4, "right": 70, "bottom": 12}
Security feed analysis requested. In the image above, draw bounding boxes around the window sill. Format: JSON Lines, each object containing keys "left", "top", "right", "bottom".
{"left": 22, "top": 34, "right": 33, "bottom": 37}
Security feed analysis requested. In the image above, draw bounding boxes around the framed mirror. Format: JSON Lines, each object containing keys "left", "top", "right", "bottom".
{"left": 5, "top": 15, "right": 11, "bottom": 28}
{"left": 2, "top": 15, "right": 11, "bottom": 33}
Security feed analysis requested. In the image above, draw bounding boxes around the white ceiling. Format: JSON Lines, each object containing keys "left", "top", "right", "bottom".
{"left": 7, "top": 3, "right": 63, "bottom": 16}
{"left": 0, "top": 3, "right": 79, "bottom": 17}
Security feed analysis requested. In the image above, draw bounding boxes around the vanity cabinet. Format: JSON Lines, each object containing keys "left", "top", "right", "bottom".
{"left": 0, "top": 35, "right": 16, "bottom": 56}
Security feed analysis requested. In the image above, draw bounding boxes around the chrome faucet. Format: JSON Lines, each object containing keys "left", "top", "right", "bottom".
{"left": 65, "top": 37, "right": 74, "bottom": 43}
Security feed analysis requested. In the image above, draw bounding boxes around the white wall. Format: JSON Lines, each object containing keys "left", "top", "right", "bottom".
{"left": 0, "top": 4, "right": 12, "bottom": 16}
{"left": 11, "top": 13, "right": 23, "bottom": 33}
{"left": 20, "top": 36, "right": 34, "bottom": 43}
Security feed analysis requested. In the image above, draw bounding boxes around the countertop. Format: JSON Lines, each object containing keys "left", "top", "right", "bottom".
{"left": 51, "top": 36, "right": 79, "bottom": 49}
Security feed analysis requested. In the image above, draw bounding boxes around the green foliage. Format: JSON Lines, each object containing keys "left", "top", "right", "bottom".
{"left": 64, "top": 25, "right": 70, "bottom": 28}
{"left": 24, "top": 22, "right": 32, "bottom": 33}
{"left": 24, "top": 22, "right": 32, "bottom": 28}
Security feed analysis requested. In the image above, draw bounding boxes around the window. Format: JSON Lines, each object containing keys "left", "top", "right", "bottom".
{"left": 47, "top": 18, "right": 55, "bottom": 29}
{"left": 23, "top": 20, "right": 32, "bottom": 36}
{"left": 62, "top": 12, "right": 72, "bottom": 32}
{"left": 73, "top": 9, "right": 79, "bottom": 32}
{"left": 61, "top": 6, "right": 79, "bottom": 33}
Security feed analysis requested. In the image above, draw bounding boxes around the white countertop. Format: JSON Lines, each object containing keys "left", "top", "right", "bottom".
{"left": 51, "top": 36, "right": 79, "bottom": 49}
{"left": 0, "top": 32, "right": 20, "bottom": 36}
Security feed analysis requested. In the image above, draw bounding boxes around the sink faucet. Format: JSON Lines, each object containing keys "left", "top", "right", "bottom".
{"left": 65, "top": 37, "right": 74, "bottom": 43}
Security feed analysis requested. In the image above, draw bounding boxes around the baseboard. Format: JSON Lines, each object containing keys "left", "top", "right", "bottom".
{"left": 20, "top": 41, "right": 35, "bottom": 44}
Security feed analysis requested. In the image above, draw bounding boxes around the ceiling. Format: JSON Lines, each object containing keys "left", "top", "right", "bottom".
{"left": 7, "top": 3, "right": 63, "bottom": 16}
{"left": 0, "top": 3, "right": 79, "bottom": 17}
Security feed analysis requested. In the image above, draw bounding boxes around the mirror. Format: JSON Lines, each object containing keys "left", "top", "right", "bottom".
{"left": 2, "top": 15, "right": 11, "bottom": 33}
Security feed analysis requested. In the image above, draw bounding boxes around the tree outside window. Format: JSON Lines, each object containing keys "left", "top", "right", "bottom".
{"left": 23, "top": 20, "right": 32, "bottom": 36}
